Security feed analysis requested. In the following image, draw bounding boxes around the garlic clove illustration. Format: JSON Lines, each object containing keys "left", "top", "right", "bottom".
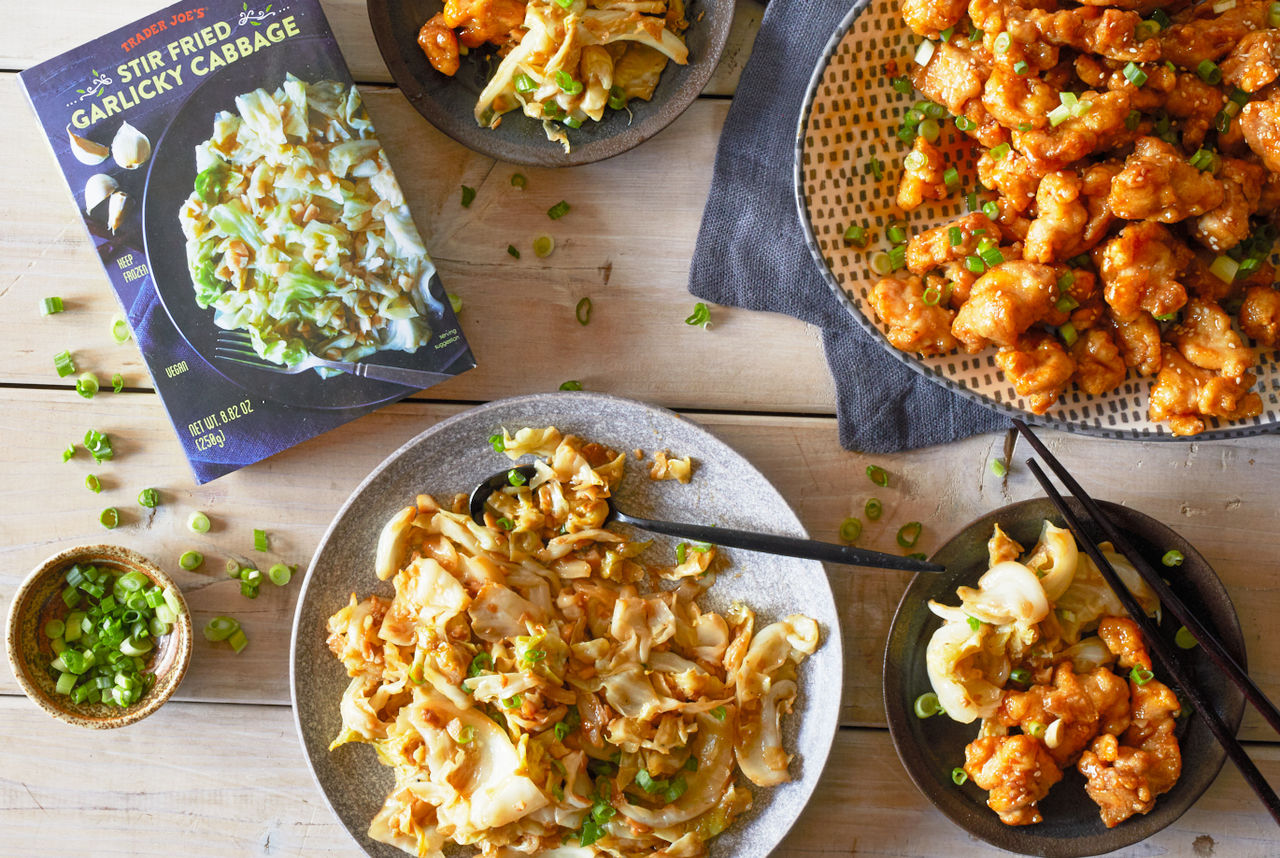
{"left": 85, "top": 173, "right": 119, "bottom": 214}
{"left": 111, "top": 121, "right": 151, "bottom": 170}
{"left": 67, "top": 125, "right": 110, "bottom": 165}
{"left": 107, "top": 191, "right": 128, "bottom": 233}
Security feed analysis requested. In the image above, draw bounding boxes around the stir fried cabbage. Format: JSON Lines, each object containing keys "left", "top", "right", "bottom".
{"left": 326, "top": 429, "right": 820, "bottom": 857}
{"left": 474, "top": 0, "right": 689, "bottom": 152}
{"left": 179, "top": 76, "right": 436, "bottom": 374}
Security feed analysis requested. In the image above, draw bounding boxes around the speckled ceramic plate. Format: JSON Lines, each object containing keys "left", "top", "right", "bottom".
{"left": 367, "top": 0, "right": 733, "bottom": 167}
{"left": 290, "top": 391, "right": 843, "bottom": 857}
{"left": 884, "top": 498, "right": 1246, "bottom": 857}
{"left": 794, "top": 3, "right": 1280, "bottom": 440}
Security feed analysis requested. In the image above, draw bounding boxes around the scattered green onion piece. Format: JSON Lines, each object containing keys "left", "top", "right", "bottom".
{"left": 966, "top": 255, "right": 986, "bottom": 274}
{"left": 922, "top": 285, "right": 942, "bottom": 306}
{"left": 897, "top": 521, "right": 923, "bottom": 548}
{"left": 1059, "top": 322, "right": 1079, "bottom": 347}
{"left": 865, "top": 498, "right": 883, "bottom": 520}
{"left": 983, "top": 201, "right": 1001, "bottom": 222}
{"left": 711, "top": 705, "right": 727, "bottom": 721}
{"left": 1209, "top": 255, "right": 1239, "bottom": 283}
{"left": 1122, "top": 62, "right": 1148, "bottom": 87}
{"left": 547, "top": 200, "right": 571, "bottom": 220}
{"left": 83, "top": 429, "right": 113, "bottom": 463}
{"left": 514, "top": 73, "right": 536, "bottom": 93}
{"left": 559, "top": 380, "right": 584, "bottom": 391}
{"left": 460, "top": 185, "right": 476, "bottom": 208}
{"left": 891, "top": 76, "right": 913, "bottom": 95}
{"left": 955, "top": 115, "right": 977, "bottom": 132}
{"left": 839, "top": 517, "right": 863, "bottom": 543}
{"left": 508, "top": 468, "right": 528, "bottom": 487}
{"left": 991, "top": 458, "right": 1008, "bottom": 477}
{"left": 497, "top": 517, "right": 515, "bottom": 531}
{"left": 268, "top": 563, "right": 292, "bottom": 587}
{"left": 76, "top": 372, "right": 99, "bottom": 399}
{"left": 137, "top": 488, "right": 159, "bottom": 509}
{"left": 1048, "top": 104, "right": 1071, "bottom": 127}
{"left": 187, "top": 511, "right": 211, "bottom": 534}
{"left": 887, "top": 224, "right": 908, "bottom": 245}
{"left": 1010, "top": 667, "right": 1031, "bottom": 683}
{"left": 1125, "top": 110, "right": 1141, "bottom": 131}
{"left": 510, "top": 173, "right": 527, "bottom": 189}
{"left": 563, "top": 116, "right": 583, "bottom": 129}
{"left": 41, "top": 296, "right": 64, "bottom": 315}
{"left": 1057, "top": 271, "right": 1075, "bottom": 291}
{"left": 1151, "top": 8, "right": 1171, "bottom": 27}
{"left": 948, "top": 226, "right": 964, "bottom": 247}
{"left": 1270, "top": 0, "right": 1280, "bottom": 26}
{"left": 967, "top": 615, "right": 981, "bottom": 631}
{"left": 44, "top": 619, "right": 66, "bottom": 639}
{"left": 533, "top": 235, "right": 555, "bottom": 258}
{"left": 969, "top": 27, "right": 984, "bottom": 41}
{"left": 62, "top": 443, "right": 76, "bottom": 463}
{"left": 226, "top": 558, "right": 241, "bottom": 578}
{"left": 1013, "top": 60, "right": 1029, "bottom": 75}
{"left": 575, "top": 297, "right": 593, "bottom": 326}
{"left": 914, "top": 692, "right": 943, "bottom": 718}
{"left": 1026, "top": 720, "right": 1046, "bottom": 738}
{"left": 488, "top": 433, "right": 505, "bottom": 453}
{"left": 253, "top": 528, "right": 268, "bottom": 552}
{"left": 1135, "top": 19, "right": 1160, "bottom": 40}
{"left": 110, "top": 315, "right": 131, "bottom": 344}
{"left": 988, "top": 143, "right": 1011, "bottom": 161}
{"left": 100, "top": 507, "right": 119, "bottom": 529}
{"left": 939, "top": 26, "right": 955, "bottom": 42}
{"left": 554, "top": 70, "right": 584, "bottom": 94}
{"left": 1197, "top": 59, "right": 1222, "bottom": 84}
{"left": 1056, "top": 295, "right": 1080, "bottom": 313}
{"left": 228, "top": 628, "right": 249, "bottom": 653}
{"left": 111, "top": 373, "right": 125, "bottom": 393}
{"left": 685, "top": 302, "right": 712, "bottom": 328}
{"left": 1162, "top": 549, "right": 1185, "bottom": 567}
{"left": 1213, "top": 0, "right": 1236, "bottom": 11}
{"left": 1130, "top": 667, "right": 1154, "bottom": 685}
{"left": 607, "top": 85, "right": 628, "bottom": 110}
{"left": 178, "top": 551, "right": 203, "bottom": 571}
{"left": 54, "top": 350, "right": 76, "bottom": 377}
{"left": 503, "top": 243, "right": 521, "bottom": 261}
{"left": 1175, "top": 626, "right": 1198, "bottom": 649}
{"left": 85, "top": 474, "right": 102, "bottom": 494}
{"left": 888, "top": 245, "right": 907, "bottom": 270}
{"left": 915, "top": 38, "right": 936, "bottom": 66}
{"left": 943, "top": 167, "right": 960, "bottom": 190}
{"left": 867, "top": 465, "right": 889, "bottom": 487}
{"left": 844, "top": 224, "right": 869, "bottom": 247}
{"left": 870, "top": 251, "right": 894, "bottom": 276}
{"left": 1189, "top": 148, "right": 1219, "bottom": 173}
{"left": 993, "top": 32, "right": 1011, "bottom": 54}
{"left": 952, "top": 767, "right": 968, "bottom": 785}
{"left": 919, "top": 118, "right": 941, "bottom": 143}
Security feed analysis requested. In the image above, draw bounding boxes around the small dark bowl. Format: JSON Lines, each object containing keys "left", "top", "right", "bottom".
{"left": 883, "top": 498, "right": 1246, "bottom": 857}
{"left": 5, "top": 545, "right": 193, "bottom": 729}
{"left": 367, "top": 0, "right": 733, "bottom": 166}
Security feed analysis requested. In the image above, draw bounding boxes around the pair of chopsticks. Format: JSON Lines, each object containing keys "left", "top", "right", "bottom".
{"left": 1011, "top": 419, "right": 1280, "bottom": 828}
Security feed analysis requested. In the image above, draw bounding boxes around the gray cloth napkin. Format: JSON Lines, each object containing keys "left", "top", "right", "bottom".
{"left": 689, "top": 0, "right": 1008, "bottom": 452}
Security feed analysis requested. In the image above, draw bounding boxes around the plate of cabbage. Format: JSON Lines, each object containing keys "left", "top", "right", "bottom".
{"left": 290, "top": 391, "right": 843, "bottom": 857}
{"left": 367, "top": 0, "right": 733, "bottom": 166}
{"left": 884, "top": 498, "right": 1246, "bottom": 857}
{"left": 143, "top": 40, "right": 473, "bottom": 409}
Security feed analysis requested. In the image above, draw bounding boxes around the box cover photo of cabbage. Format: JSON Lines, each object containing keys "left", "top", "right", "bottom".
{"left": 20, "top": 0, "right": 475, "bottom": 483}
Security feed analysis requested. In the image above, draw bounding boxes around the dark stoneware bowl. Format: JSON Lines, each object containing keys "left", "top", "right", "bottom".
{"left": 884, "top": 498, "right": 1246, "bottom": 857}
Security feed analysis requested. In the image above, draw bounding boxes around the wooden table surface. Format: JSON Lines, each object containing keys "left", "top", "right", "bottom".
{"left": 2, "top": 2, "right": 1278, "bottom": 856}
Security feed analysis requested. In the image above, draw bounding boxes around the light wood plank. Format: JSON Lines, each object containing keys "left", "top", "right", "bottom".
{"left": 0, "top": 697, "right": 1276, "bottom": 857}
{"left": 0, "top": 76, "right": 834, "bottom": 414}
{"left": 0, "top": 0, "right": 760, "bottom": 94}
{"left": 2, "top": 390, "right": 1277, "bottom": 738}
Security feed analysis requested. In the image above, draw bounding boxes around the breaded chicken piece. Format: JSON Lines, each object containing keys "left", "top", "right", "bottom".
{"left": 983, "top": 68, "right": 1062, "bottom": 131}
{"left": 907, "top": 213, "right": 1002, "bottom": 274}
{"left": 1095, "top": 222, "right": 1192, "bottom": 320}
{"left": 1240, "top": 285, "right": 1280, "bottom": 345}
{"left": 1097, "top": 616, "right": 1152, "bottom": 671}
{"left": 1239, "top": 95, "right": 1280, "bottom": 173}
{"left": 1164, "top": 73, "right": 1228, "bottom": 150}
{"left": 965, "top": 734, "right": 1064, "bottom": 825}
{"left": 996, "top": 331, "right": 1077, "bottom": 414}
{"left": 1015, "top": 91, "right": 1133, "bottom": 174}
{"left": 1161, "top": 0, "right": 1272, "bottom": 68}
{"left": 1149, "top": 346, "right": 1263, "bottom": 435}
{"left": 1108, "top": 137, "right": 1226, "bottom": 223}
{"left": 1170, "top": 297, "right": 1256, "bottom": 378}
{"left": 1071, "top": 327, "right": 1128, "bottom": 394}
{"left": 1192, "top": 158, "right": 1266, "bottom": 252}
{"left": 869, "top": 275, "right": 959, "bottom": 355}
{"left": 998, "top": 663, "right": 1131, "bottom": 766}
{"left": 1026, "top": 171, "right": 1089, "bottom": 263}
{"left": 1107, "top": 309, "right": 1164, "bottom": 376}
{"left": 901, "top": 0, "right": 968, "bottom": 37}
{"left": 1221, "top": 30, "right": 1280, "bottom": 93}
{"left": 979, "top": 147, "right": 1044, "bottom": 213}
{"left": 953, "top": 260, "right": 1059, "bottom": 350}
{"left": 1032, "top": 6, "right": 1161, "bottom": 62}
{"left": 1078, "top": 734, "right": 1159, "bottom": 828}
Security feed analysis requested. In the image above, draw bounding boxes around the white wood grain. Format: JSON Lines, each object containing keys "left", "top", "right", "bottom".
{"left": 1, "top": 697, "right": 1277, "bottom": 857}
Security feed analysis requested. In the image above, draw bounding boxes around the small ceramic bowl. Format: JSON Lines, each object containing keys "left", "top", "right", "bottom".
{"left": 6, "top": 545, "right": 193, "bottom": 729}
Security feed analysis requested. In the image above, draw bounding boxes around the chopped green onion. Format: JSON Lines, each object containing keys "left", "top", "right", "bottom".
{"left": 559, "top": 380, "right": 584, "bottom": 391}
{"left": 1048, "top": 104, "right": 1071, "bottom": 127}
{"left": 967, "top": 615, "right": 981, "bottom": 631}
{"left": 226, "top": 558, "right": 241, "bottom": 578}
{"left": 44, "top": 619, "right": 66, "bottom": 639}
{"left": 867, "top": 465, "right": 889, "bottom": 487}
{"left": 914, "top": 692, "right": 942, "bottom": 718}
{"left": 982, "top": 203, "right": 1001, "bottom": 223}
{"left": 227, "top": 629, "right": 248, "bottom": 653}
{"left": 922, "top": 285, "right": 942, "bottom": 306}
{"left": 575, "top": 297, "right": 593, "bottom": 326}
{"left": 1151, "top": 8, "right": 1171, "bottom": 27}
{"left": 510, "top": 173, "right": 527, "bottom": 189}
{"left": 897, "top": 521, "right": 923, "bottom": 548}
{"left": 988, "top": 143, "right": 1011, "bottom": 161}
{"left": 903, "top": 150, "right": 928, "bottom": 174}
{"left": 991, "top": 458, "right": 1008, "bottom": 477}
{"left": 41, "top": 296, "right": 64, "bottom": 315}
{"left": 1056, "top": 295, "right": 1080, "bottom": 312}
{"left": 966, "top": 255, "right": 986, "bottom": 274}
{"left": 870, "top": 251, "right": 894, "bottom": 276}
{"left": 1209, "top": 255, "right": 1239, "bottom": 283}
{"left": 111, "top": 373, "right": 125, "bottom": 393}
{"left": 943, "top": 167, "right": 961, "bottom": 190}
{"left": 1057, "top": 271, "right": 1075, "bottom": 291}
{"left": 915, "top": 38, "right": 937, "bottom": 66}
{"left": 1189, "top": 148, "right": 1219, "bottom": 172}
{"left": 1135, "top": 19, "right": 1160, "bottom": 40}
{"left": 496, "top": 517, "right": 515, "bottom": 531}
{"left": 514, "top": 73, "right": 536, "bottom": 93}
{"left": 844, "top": 224, "right": 869, "bottom": 247}
{"left": 1010, "top": 667, "right": 1031, "bottom": 683}
{"left": 952, "top": 767, "right": 968, "bottom": 785}
{"left": 1197, "top": 60, "right": 1222, "bottom": 84}
{"left": 1059, "top": 322, "right": 1079, "bottom": 347}
{"left": 685, "top": 302, "right": 712, "bottom": 328}
{"left": 1175, "top": 626, "right": 1198, "bottom": 649}
{"left": 955, "top": 115, "right": 977, "bottom": 132}
{"left": 948, "top": 226, "right": 964, "bottom": 247}
{"left": 547, "top": 200, "right": 571, "bottom": 220}
{"left": 85, "top": 474, "right": 102, "bottom": 493}
{"left": 1125, "top": 110, "right": 1141, "bottom": 131}
{"left": 710, "top": 705, "right": 727, "bottom": 720}
{"left": 178, "top": 551, "right": 203, "bottom": 571}
{"left": 100, "top": 507, "right": 119, "bottom": 529}
{"left": 887, "top": 224, "right": 909, "bottom": 245}
{"left": 54, "top": 350, "right": 76, "bottom": 378}
{"left": 62, "top": 443, "right": 76, "bottom": 462}
{"left": 533, "top": 235, "right": 555, "bottom": 257}
{"left": 865, "top": 498, "right": 883, "bottom": 520}
{"left": 83, "top": 429, "right": 113, "bottom": 463}
{"left": 508, "top": 469, "right": 528, "bottom": 487}
{"left": 75, "top": 372, "right": 99, "bottom": 399}
{"left": 866, "top": 155, "right": 885, "bottom": 181}
{"left": 891, "top": 76, "right": 913, "bottom": 95}
{"left": 888, "top": 245, "right": 907, "bottom": 270}
{"left": 488, "top": 433, "right": 505, "bottom": 453}
{"left": 253, "top": 529, "right": 268, "bottom": 552}
{"left": 939, "top": 26, "right": 955, "bottom": 43}
{"left": 919, "top": 118, "right": 941, "bottom": 143}
{"left": 268, "top": 563, "right": 292, "bottom": 587}
{"left": 969, "top": 27, "right": 984, "bottom": 41}
{"left": 993, "top": 32, "right": 1011, "bottom": 54}
{"left": 1122, "top": 62, "right": 1148, "bottom": 87}
{"left": 110, "top": 315, "right": 131, "bottom": 344}
{"left": 607, "top": 85, "right": 628, "bottom": 111}
{"left": 460, "top": 185, "right": 476, "bottom": 208}
{"left": 1162, "top": 549, "right": 1185, "bottom": 567}
{"left": 1130, "top": 667, "right": 1154, "bottom": 685}
{"left": 137, "top": 488, "right": 159, "bottom": 509}
{"left": 1013, "top": 60, "right": 1029, "bottom": 75}
{"left": 1268, "top": 0, "right": 1280, "bottom": 26}
{"left": 1026, "top": 720, "right": 1046, "bottom": 738}
{"left": 187, "top": 511, "right": 211, "bottom": 533}
{"left": 839, "top": 517, "right": 863, "bottom": 543}
{"left": 554, "top": 70, "right": 584, "bottom": 95}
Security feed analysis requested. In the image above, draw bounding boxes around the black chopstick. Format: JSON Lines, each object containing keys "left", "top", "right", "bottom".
{"left": 1012, "top": 419, "right": 1280, "bottom": 737}
{"left": 1024, "top": 458, "right": 1280, "bottom": 828}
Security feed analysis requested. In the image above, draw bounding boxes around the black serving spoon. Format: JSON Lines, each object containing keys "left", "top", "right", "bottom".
{"left": 469, "top": 465, "right": 945, "bottom": 573}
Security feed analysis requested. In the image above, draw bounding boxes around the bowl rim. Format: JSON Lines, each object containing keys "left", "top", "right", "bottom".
{"left": 365, "top": 0, "right": 735, "bottom": 167}
{"left": 5, "top": 544, "right": 194, "bottom": 729}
